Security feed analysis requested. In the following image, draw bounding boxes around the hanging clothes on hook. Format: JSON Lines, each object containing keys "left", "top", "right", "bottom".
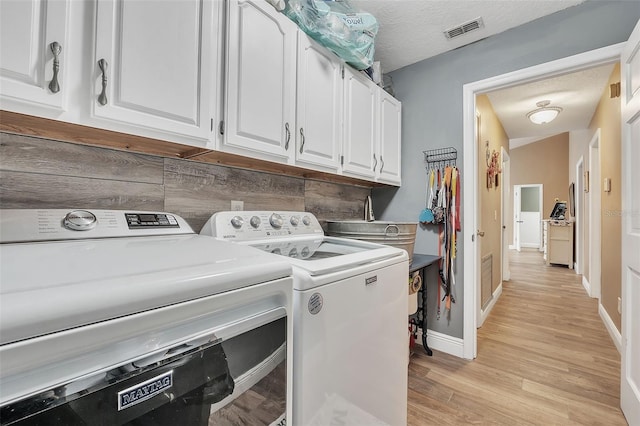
{"left": 421, "top": 148, "right": 460, "bottom": 320}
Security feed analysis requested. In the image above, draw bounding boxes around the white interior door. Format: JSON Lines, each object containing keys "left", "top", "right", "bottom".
{"left": 514, "top": 186, "right": 522, "bottom": 251}
{"left": 514, "top": 185, "right": 543, "bottom": 249}
{"left": 520, "top": 186, "right": 542, "bottom": 248}
{"left": 620, "top": 18, "right": 640, "bottom": 425}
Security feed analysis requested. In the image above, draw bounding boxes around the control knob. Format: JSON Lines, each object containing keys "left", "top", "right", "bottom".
{"left": 302, "top": 215, "right": 311, "bottom": 226}
{"left": 290, "top": 216, "right": 300, "bottom": 226}
{"left": 230, "top": 216, "right": 244, "bottom": 229}
{"left": 269, "top": 213, "right": 284, "bottom": 229}
{"left": 250, "top": 216, "right": 261, "bottom": 228}
{"left": 63, "top": 210, "right": 97, "bottom": 231}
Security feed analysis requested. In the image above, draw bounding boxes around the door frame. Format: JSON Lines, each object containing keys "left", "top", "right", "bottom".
{"left": 575, "top": 156, "right": 584, "bottom": 274}
{"left": 501, "top": 147, "right": 511, "bottom": 282}
{"left": 462, "top": 42, "right": 624, "bottom": 359}
{"left": 620, "top": 19, "right": 640, "bottom": 423}
{"left": 589, "top": 129, "right": 602, "bottom": 300}
{"left": 513, "top": 184, "right": 543, "bottom": 250}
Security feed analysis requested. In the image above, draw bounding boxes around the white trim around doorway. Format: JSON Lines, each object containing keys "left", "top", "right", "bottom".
{"left": 575, "top": 156, "right": 584, "bottom": 274}
{"left": 589, "top": 129, "right": 602, "bottom": 300}
{"left": 462, "top": 43, "right": 624, "bottom": 360}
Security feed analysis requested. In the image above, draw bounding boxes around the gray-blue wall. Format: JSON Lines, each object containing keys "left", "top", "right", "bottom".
{"left": 373, "top": 1, "right": 640, "bottom": 339}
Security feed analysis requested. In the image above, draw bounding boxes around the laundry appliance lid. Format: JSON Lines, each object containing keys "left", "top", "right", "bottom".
{"left": 0, "top": 231, "right": 292, "bottom": 346}
{"left": 246, "top": 236, "right": 407, "bottom": 289}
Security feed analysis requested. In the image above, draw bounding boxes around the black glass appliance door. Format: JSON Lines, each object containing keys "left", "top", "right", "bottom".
{"left": 1, "top": 318, "right": 286, "bottom": 426}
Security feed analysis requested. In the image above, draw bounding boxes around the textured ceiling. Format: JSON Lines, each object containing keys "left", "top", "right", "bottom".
{"left": 485, "top": 63, "right": 615, "bottom": 144}
{"left": 347, "top": 0, "right": 612, "bottom": 147}
{"left": 350, "top": 0, "right": 585, "bottom": 73}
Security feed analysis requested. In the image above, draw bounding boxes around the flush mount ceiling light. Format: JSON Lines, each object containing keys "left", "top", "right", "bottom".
{"left": 527, "top": 100, "right": 563, "bottom": 124}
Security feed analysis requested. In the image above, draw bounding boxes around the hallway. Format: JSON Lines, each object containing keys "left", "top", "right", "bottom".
{"left": 407, "top": 249, "right": 626, "bottom": 425}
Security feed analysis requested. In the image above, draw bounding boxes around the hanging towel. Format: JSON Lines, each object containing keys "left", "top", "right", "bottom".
{"left": 419, "top": 170, "right": 435, "bottom": 224}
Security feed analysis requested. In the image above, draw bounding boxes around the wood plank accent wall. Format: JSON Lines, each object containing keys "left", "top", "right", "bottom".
{"left": 0, "top": 110, "right": 384, "bottom": 188}
{"left": 0, "top": 132, "right": 370, "bottom": 232}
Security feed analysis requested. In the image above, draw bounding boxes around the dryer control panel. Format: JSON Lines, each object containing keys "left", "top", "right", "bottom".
{"left": 0, "top": 209, "right": 193, "bottom": 243}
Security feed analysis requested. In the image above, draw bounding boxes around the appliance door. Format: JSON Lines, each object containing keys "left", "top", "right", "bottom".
{"left": 1, "top": 317, "right": 287, "bottom": 426}
{"left": 249, "top": 236, "right": 405, "bottom": 276}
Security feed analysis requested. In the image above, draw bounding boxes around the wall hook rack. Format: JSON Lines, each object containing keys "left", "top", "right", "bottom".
{"left": 423, "top": 147, "right": 457, "bottom": 171}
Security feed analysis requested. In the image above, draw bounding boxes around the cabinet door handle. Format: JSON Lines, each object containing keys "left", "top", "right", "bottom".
{"left": 373, "top": 153, "right": 377, "bottom": 171}
{"left": 477, "top": 230, "right": 485, "bottom": 237}
{"left": 285, "top": 122, "right": 290, "bottom": 150}
{"left": 380, "top": 156, "right": 385, "bottom": 173}
{"left": 97, "top": 59, "right": 108, "bottom": 106}
{"left": 299, "top": 128, "right": 305, "bottom": 153}
{"left": 48, "top": 42, "right": 62, "bottom": 93}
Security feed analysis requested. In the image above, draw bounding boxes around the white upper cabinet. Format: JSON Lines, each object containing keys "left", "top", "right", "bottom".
{"left": 295, "top": 32, "right": 342, "bottom": 171}
{"left": 0, "top": 0, "right": 70, "bottom": 114}
{"left": 342, "top": 65, "right": 402, "bottom": 186}
{"left": 377, "top": 89, "right": 402, "bottom": 185}
{"left": 223, "top": 0, "right": 297, "bottom": 163}
{"left": 93, "top": 0, "right": 219, "bottom": 145}
{"left": 0, "top": 0, "right": 401, "bottom": 185}
{"left": 342, "top": 66, "right": 377, "bottom": 180}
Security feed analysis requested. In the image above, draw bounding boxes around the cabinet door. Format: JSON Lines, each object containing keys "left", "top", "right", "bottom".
{"left": 93, "top": 0, "right": 216, "bottom": 145}
{"left": 342, "top": 66, "right": 376, "bottom": 180}
{"left": 295, "top": 32, "right": 342, "bottom": 171}
{"left": 223, "top": 0, "right": 296, "bottom": 163}
{"left": 377, "top": 90, "right": 402, "bottom": 185}
{"left": 0, "top": 0, "right": 70, "bottom": 114}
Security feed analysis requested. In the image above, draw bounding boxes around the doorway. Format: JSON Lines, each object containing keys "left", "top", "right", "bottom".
{"left": 501, "top": 147, "right": 511, "bottom": 282}
{"left": 575, "top": 156, "right": 584, "bottom": 275}
{"left": 513, "top": 184, "right": 543, "bottom": 251}
{"left": 461, "top": 43, "right": 624, "bottom": 360}
{"left": 588, "top": 130, "right": 601, "bottom": 300}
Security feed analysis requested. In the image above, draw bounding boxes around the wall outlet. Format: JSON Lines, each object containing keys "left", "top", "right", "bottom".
{"left": 618, "top": 296, "right": 622, "bottom": 314}
{"left": 231, "top": 200, "right": 244, "bottom": 211}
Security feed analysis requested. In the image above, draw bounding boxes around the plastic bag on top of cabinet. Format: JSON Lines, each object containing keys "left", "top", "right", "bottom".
{"left": 284, "top": 0, "right": 378, "bottom": 70}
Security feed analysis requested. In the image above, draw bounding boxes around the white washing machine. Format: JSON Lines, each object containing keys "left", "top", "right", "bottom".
{"left": 0, "top": 209, "right": 292, "bottom": 425}
{"left": 201, "top": 211, "right": 409, "bottom": 426}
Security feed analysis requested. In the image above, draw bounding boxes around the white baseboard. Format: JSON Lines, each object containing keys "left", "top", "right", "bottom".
{"left": 478, "top": 283, "right": 503, "bottom": 328}
{"left": 582, "top": 276, "right": 591, "bottom": 297}
{"left": 598, "top": 303, "right": 622, "bottom": 354}
{"left": 414, "top": 329, "right": 464, "bottom": 358}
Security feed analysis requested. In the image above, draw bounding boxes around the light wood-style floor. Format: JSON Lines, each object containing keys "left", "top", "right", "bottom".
{"left": 407, "top": 249, "right": 627, "bottom": 425}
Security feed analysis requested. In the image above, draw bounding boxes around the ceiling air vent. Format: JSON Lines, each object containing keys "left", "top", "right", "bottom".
{"left": 444, "top": 17, "right": 485, "bottom": 39}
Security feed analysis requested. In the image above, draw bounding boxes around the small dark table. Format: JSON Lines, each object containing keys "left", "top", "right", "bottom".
{"left": 410, "top": 254, "right": 441, "bottom": 356}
